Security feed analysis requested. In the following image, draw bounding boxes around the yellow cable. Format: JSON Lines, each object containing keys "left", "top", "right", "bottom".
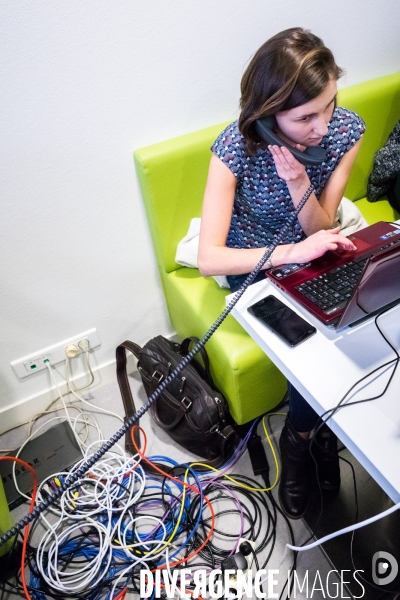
{"left": 117, "top": 413, "right": 287, "bottom": 551}
{"left": 261, "top": 416, "right": 279, "bottom": 489}
{"left": 155, "top": 471, "right": 188, "bottom": 554}
{"left": 190, "top": 415, "right": 282, "bottom": 492}
{"left": 114, "top": 475, "right": 188, "bottom": 554}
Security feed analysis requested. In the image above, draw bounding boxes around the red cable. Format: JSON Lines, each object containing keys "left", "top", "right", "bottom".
{"left": 1, "top": 430, "right": 212, "bottom": 600}
{"left": 0, "top": 457, "right": 37, "bottom": 600}
{"left": 130, "top": 425, "right": 213, "bottom": 600}
{"left": 0, "top": 456, "right": 132, "bottom": 600}
{"left": 101, "top": 428, "right": 211, "bottom": 600}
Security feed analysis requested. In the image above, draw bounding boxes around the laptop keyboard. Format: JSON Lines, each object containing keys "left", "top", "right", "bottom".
{"left": 295, "top": 257, "right": 368, "bottom": 315}
{"left": 294, "top": 234, "right": 400, "bottom": 316}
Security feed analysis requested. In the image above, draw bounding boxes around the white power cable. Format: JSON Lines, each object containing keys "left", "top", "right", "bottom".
{"left": 34, "top": 444, "right": 148, "bottom": 595}
{"left": 0, "top": 343, "right": 122, "bottom": 453}
{"left": 9, "top": 357, "right": 108, "bottom": 499}
{"left": 66, "top": 343, "right": 94, "bottom": 392}
{"left": 65, "top": 348, "right": 124, "bottom": 422}
{"left": 1, "top": 403, "right": 96, "bottom": 454}
{"left": 31, "top": 440, "right": 200, "bottom": 599}
{"left": 44, "top": 361, "right": 86, "bottom": 452}
{"left": 287, "top": 501, "right": 400, "bottom": 551}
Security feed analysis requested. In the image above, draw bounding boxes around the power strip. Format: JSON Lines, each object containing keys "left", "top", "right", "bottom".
{"left": 0, "top": 421, "right": 82, "bottom": 509}
{"left": 11, "top": 328, "right": 101, "bottom": 378}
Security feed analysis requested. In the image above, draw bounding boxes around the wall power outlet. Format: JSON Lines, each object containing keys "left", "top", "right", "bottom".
{"left": 11, "top": 328, "right": 101, "bottom": 379}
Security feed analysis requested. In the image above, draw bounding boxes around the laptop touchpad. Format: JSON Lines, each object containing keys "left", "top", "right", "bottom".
{"left": 334, "top": 236, "right": 371, "bottom": 256}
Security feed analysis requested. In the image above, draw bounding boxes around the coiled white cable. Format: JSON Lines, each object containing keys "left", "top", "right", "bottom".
{"left": 33, "top": 443, "right": 175, "bottom": 596}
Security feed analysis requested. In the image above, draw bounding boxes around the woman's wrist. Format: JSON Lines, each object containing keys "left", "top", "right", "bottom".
{"left": 264, "top": 249, "right": 274, "bottom": 270}
{"left": 264, "top": 244, "right": 295, "bottom": 269}
{"left": 286, "top": 171, "right": 311, "bottom": 195}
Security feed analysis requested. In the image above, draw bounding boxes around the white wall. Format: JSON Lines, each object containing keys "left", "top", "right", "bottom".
{"left": 1, "top": 0, "right": 399, "bottom": 424}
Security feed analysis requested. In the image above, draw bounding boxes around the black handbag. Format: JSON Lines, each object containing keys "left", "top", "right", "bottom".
{"left": 116, "top": 337, "right": 240, "bottom": 470}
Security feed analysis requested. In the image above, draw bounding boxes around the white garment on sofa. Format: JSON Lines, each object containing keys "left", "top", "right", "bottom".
{"left": 175, "top": 198, "right": 368, "bottom": 289}
{"left": 334, "top": 196, "right": 368, "bottom": 236}
{"left": 175, "top": 218, "right": 230, "bottom": 288}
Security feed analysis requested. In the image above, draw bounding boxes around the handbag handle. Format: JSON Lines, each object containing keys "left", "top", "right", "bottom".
{"left": 116, "top": 341, "right": 176, "bottom": 475}
{"left": 151, "top": 401, "right": 187, "bottom": 430}
{"left": 180, "top": 337, "right": 215, "bottom": 388}
{"left": 115, "top": 341, "right": 141, "bottom": 454}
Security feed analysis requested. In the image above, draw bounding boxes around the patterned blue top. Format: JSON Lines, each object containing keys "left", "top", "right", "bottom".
{"left": 211, "top": 107, "right": 365, "bottom": 249}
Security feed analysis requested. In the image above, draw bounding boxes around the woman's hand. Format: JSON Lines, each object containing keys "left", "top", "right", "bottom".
{"left": 268, "top": 144, "right": 307, "bottom": 182}
{"left": 282, "top": 227, "right": 357, "bottom": 265}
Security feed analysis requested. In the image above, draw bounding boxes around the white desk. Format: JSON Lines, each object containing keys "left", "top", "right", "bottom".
{"left": 228, "top": 279, "right": 400, "bottom": 504}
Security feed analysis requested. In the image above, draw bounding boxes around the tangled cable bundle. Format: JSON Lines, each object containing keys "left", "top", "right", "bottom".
{"left": 3, "top": 187, "right": 400, "bottom": 599}
{"left": 33, "top": 442, "right": 147, "bottom": 596}
{"left": 4, "top": 422, "right": 289, "bottom": 600}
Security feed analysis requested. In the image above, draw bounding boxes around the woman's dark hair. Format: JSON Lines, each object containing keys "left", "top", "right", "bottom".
{"left": 239, "top": 28, "right": 343, "bottom": 154}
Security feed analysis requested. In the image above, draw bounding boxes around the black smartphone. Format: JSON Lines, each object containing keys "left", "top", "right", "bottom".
{"left": 247, "top": 295, "right": 317, "bottom": 347}
{"left": 255, "top": 116, "right": 327, "bottom": 166}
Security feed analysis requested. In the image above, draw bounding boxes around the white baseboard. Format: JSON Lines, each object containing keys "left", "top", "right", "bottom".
{"left": 0, "top": 355, "right": 137, "bottom": 434}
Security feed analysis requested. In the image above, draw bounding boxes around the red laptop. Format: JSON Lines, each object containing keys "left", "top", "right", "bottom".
{"left": 265, "top": 221, "right": 400, "bottom": 329}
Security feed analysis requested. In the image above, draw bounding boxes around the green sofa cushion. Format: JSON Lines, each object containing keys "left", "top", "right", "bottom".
{"left": 135, "top": 122, "right": 229, "bottom": 274}
{"left": 355, "top": 197, "right": 399, "bottom": 225}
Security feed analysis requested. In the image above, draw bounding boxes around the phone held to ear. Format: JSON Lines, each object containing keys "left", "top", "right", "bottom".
{"left": 247, "top": 295, "right": 316, "bottom": 347}
{"left": 255, "top": 116, "right": 327, "bottom": 166}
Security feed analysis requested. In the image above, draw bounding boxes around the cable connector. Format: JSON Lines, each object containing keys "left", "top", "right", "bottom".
{"left": 65, "top": 344, "right": 79, "bottom": 358}
{"left": 239, "top": 541, "right": 253, "bottom": 557}
{"left": 247, "top": 432, "right": 270, "bottom": 485}
{"left": 78, "top": 338, "right": 90, "bottom": 352}
{"left": 221, "top": 552, "right": 248, "bottom": 573}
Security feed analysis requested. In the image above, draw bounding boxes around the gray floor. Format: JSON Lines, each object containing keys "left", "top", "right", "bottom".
{"left": 0, "top": 371, "right": 342, "bottom": 599}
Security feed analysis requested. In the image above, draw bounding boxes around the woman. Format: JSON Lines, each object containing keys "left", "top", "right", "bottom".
{"left": 198, "top": 28, "right": 365, "bottom": 519}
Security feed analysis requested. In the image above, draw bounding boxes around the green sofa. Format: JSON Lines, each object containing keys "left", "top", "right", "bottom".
{"left": 134, "top": 72, "right": 400, "bottom": 425}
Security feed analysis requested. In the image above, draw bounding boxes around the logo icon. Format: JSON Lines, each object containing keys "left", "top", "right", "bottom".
{"left": 372, "top": 551, "right": 398, "bottom": 586}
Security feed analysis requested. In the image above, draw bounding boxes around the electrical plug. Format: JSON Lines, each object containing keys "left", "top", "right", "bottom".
{"left": 78, "top": 338, "right": 90, "bottom": 352}
{"left": 238, "top": 538, "right": 256, "bottom": 569}
{"left": 65, "top": 344, "right": 79, "bottom": 358}
{"left": 221, "top": 552, "right": 248, "bottom": 573}
{"left": 221, "top": 539, "right": 257, "bottom": 597}
{"left": 239, "top": 541, "right": 253, "bottom": 557}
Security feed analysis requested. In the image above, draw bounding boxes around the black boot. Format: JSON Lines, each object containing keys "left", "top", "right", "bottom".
{"left": 278, "top": 418, "right": 311, "bottom": 520}
{"left": 312, "top": 424, "right": 341, "bottom": 492}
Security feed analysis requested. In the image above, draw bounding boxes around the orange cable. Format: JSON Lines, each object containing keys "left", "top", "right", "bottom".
{"left": 106, "top": 426, "right": 210, "bottom": 600}
{"left": 130, "top": 426, "right": 214, "bottom": 570}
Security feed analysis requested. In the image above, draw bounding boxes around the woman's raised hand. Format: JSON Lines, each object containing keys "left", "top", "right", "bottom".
{"left": 287, "top": 227, "right": 357, "bottom": 264}
{"left": 268, "top": 144, "right": 307, "bottom": 182}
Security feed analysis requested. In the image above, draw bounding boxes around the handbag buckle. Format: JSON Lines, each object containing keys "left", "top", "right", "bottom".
{"left": 181, "top": 397, "right": 192, "bottom": 410}
{"left": 152, "top": 370, "right": 164, "bottom": 383}
{"left": 210, "top": 424, "right": 227, "bottom": 439}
